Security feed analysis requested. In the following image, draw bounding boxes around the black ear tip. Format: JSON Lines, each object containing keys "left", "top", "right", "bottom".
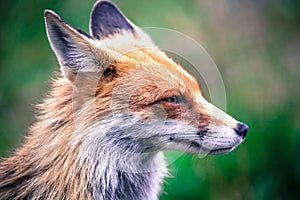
{"left": 90, "top": 0, "right": 134, "bottom": 39}
{"left": 44, "top": 10, "right": 62, "bottom": 23}
{"left": 91, "top": 0, "right": 120, "bottom": 18}
{"left": 44, "top": 10, "right": 55, "bottom": 18}
{"left": 92, "top": 0, "right": 116, "bottom": 10}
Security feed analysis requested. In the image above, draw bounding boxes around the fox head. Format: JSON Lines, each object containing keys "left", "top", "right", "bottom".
{"left": 45, "top": 0, "right": 248, "bottom": 157}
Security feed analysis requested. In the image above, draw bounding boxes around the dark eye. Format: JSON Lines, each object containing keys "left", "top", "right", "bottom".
{"left": 161, "top": 95, "right": 180, "bottom": 104}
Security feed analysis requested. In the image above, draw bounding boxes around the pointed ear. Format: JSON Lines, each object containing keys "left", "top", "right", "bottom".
{"left": 45, "top": 10, "right": 112, "bottom": 81}
{"left": 89, "top": 0, "right": 135, "bottom": 39}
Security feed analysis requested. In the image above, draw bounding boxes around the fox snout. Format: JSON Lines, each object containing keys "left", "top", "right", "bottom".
{"left": 147, "top": 92, "right": 249, "bottom": 155}
{"left": 193, "top": 99, "right": 249, "bottom": 154}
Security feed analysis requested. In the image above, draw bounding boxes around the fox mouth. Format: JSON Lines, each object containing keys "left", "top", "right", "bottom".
{"left": 190, "top": 141, "right": 235, "bottom": 154}
{"left": 206, "top": 147, "right": 235, "bottom": 154}
{"left": 168, "top": 137, "right": 237, "bottom": 155}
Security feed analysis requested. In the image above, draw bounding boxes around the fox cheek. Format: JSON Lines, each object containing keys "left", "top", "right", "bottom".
{"left": 198, "top": 110, "right": 212, "bottom": 127}
{"left": 159, "top": 102, "right": 183, "bottom": 120}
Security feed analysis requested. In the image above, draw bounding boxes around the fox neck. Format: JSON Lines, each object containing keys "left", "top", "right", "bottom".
{"left": 84, "top": 148, "right": 166, "bottom": 200}
{"left": 75, "top": 111, "right": 168, "bottom": 200}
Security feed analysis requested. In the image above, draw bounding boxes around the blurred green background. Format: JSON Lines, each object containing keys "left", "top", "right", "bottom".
{"left": 0, "top": 0, "right": 299, "bottom": 199}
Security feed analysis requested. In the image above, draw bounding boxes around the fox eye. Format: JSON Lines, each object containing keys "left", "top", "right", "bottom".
{"left": 161, "top": 95, "right": 181, "bottom": 104}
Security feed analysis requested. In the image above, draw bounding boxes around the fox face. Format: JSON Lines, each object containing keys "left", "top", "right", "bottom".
{"left": 108, "top": 51, "right": 248, "bottom": 155}
{"left": 45, "top": 1, "right": 248, "bottom": 157}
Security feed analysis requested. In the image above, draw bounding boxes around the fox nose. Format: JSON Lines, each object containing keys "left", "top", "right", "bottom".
{"left": 235, "top": 123, "right": 248, "bottom": 139}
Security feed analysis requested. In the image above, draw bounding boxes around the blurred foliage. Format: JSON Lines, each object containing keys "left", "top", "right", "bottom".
{"left": 0, "top": 0, "right": 299, "bottom": 199}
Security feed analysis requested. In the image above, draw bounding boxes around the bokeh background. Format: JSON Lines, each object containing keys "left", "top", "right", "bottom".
{"left": 0, "top": 0, "right": 299, "bottom": 199}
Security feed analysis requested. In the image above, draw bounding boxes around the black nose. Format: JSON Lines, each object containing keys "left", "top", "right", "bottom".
{"left": 235, "top": 123, "right": 248, "bottom": 139}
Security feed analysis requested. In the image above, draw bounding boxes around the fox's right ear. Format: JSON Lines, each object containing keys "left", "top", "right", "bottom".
{"left": 89, "top": 0, "right": 135, "bottom": 39}
{"left": 45, "top": 10, "right": 112, "bottom": 82}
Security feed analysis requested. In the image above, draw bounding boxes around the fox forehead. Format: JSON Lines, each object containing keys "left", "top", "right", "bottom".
{"left": 94, "top": 34, "right": 201, "bottom": 99}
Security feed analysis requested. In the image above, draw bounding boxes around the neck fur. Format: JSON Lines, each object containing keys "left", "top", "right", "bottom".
{"left": 75, "top": 112, "right": 168, "bottom": 200}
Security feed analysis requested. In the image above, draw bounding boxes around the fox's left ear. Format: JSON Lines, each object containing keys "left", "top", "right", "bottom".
{"left": 89, "top": 0, "right": 136, "bottom": 39}
{"left": 45, "top": 10, "right": 113, "bottom": 82}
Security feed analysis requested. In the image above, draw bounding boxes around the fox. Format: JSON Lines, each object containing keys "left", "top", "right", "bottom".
{"left": 0, "top": 1, "right": 248, "bottom": 200}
